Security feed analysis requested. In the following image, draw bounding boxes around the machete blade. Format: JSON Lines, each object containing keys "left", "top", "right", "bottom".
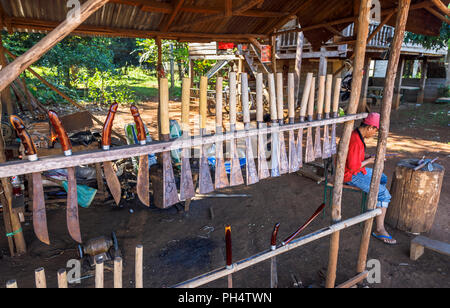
{"left": 66, "top": 167, "right": 82, "bottom": 243}
{"left": 162, "top": 151, "right": 180, "bottom": 207}
{"left": 322, "top": 124, "right": 331, "bottom": 159}
{"left": 245, "top": 136, "right": 259, "bottom": 186}
{"left": 103, "top": 161, "right": 122, "bottom": 206}
{"left": 270, "top": 129, "right": 280, "bottom": 177}
{"left": 215, "top": 140, "right": 229, "bottom": 190}
{"left": 229, "top": 139, "right": 244, "bottom": 186}
{"left": 331, "top": 123, "right": 337, "bottom": 155}
{"left": 304, "top": 127, "right": 315, "bottom": 163}
{"left": 279, "top": 132, "right": 289, "bottom": 175}
{"left": 199, "top": 143, "right": 214, "bottom": 194}
{"left": 180, "top": 147, "right": 196, "bottom": 201}
{"left": 314, "top": 126, "right": 322, "bottom": 159}
{"left": 289, "top": 130, "right": 299, "bottom": 173}
{"left": 136, "top": 155, "right": 150, "bottom": 206}
{"left": 297, "top": 128, "right": 304, "bottom": 169}
{"left": 32, "top": 172, "right": 50, "bottom": 245}
{"left": 257, "top": 132, "right": 270, "bottom": 180}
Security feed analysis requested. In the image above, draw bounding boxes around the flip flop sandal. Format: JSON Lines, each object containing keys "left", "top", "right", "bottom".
{"left": 372, "top": 232, "right": 397, "bottom": 245}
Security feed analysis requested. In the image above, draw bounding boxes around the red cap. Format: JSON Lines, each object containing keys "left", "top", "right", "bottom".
{"left": 363, "top": 113, "right": 380, "bottom": 129}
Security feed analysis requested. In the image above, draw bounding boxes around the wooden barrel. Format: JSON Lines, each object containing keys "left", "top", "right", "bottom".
{"left": 386, "top": 159, "right": 444, "bottom": 233}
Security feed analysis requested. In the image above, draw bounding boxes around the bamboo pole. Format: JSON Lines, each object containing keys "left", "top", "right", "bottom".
{"left": 57, "top": 269, "right": 68, "bottom": 288}
{"left": 325, "top": 0, "right": 371, "bottom": 289}
{"left": 114, "top": 257, "right": 123, "bottom": 288}
{"left": 135, "top": 245, "right": 143, "bottom": 288}
{"left": 35, "top": 267, "right": 47, "bottom": 288}
{"left": 356, "top": 0, "right": 412, "bottom": 274}
{"left": 0, "top": 0, "right": 110, "bottom": 93}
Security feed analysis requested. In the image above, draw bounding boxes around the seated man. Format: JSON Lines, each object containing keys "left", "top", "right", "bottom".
{"left": 344, "top": 112, "right": 396, "bottom": 245}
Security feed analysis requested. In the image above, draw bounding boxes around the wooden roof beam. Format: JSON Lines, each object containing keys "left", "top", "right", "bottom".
{"left": 159, "top": 0, "right": 185, "bottom": 32}
{"left": 430, "top": 0, "right": 450, "bottom": 16}
{"left": 425, "top": 6, "right": 450, "bottom": 24}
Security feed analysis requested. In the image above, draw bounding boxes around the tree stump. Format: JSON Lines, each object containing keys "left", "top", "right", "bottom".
{"left": 386, "top": 159, "right": 444, "bottom": 233}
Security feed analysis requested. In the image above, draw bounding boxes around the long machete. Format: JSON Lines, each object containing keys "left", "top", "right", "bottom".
{"left": 287, "top": 73, "right": 299, "bottom": 173}
{"left": 48, "top": 110, "right": 82, "bottom": 243}
{"left": 276, "top": 73, "right": 289, "bottom": 175}
{"left": 130, "top": 105, "right": 150, "bottom": 207}
{"left": 214, "top": 76, "right": 229, "bottom": 189}
{"left": 322, "top": 74, "right": 333, "bottom": 159}
{"left": 304, "top": 76, "right": 316, "bottom": 163}
{"left": 331, "top": 77, "right": 342, "bottom": 155}
{"left": 314, "top": 76, "right": 325, "bottom": 159}
{"left": 102, "top": 103, "right": 122, "bottom": 206}
{"left": 268, "top": 73, "right": 280, "bottom": 177}
{"left": 297, "top": 73, "right": 313, "bottom": 169}
{"left": 10, "top": 115, "right": 49, "bottom": 245}
{"left": 228, "top": 72, "right": 244, "bottom": 186}
{"left": 256, "top": 73, "right": 270, "bottom": 180}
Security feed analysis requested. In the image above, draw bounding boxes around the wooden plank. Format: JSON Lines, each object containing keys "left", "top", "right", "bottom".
{"left": 410, "top": 236, "right": 450, "bottom": 261}
{"left": 0, "top": 114, "right": 368, "bottom": 178}
{"left": 336, "top": 271, "right": 369, "bottom": 288}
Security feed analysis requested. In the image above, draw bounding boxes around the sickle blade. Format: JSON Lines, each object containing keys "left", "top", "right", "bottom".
{"left": 66, "top": 167, "right": 82, "bottom": 243}
{"left": 32, "top": 173, "right": 50, "bottom": 245}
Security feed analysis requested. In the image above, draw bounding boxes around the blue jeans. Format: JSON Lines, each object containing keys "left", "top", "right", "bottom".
{"left": 345, "top": 168, "right": 391, "bottom": 208}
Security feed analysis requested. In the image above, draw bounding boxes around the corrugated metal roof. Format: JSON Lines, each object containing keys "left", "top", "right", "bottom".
{"left": 0, "top": 0, "right": 447, "bottom": 45}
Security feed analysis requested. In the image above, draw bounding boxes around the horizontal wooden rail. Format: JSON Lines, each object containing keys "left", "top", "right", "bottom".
{"left": 0, "top": 113, "right": 367, "bottom": 178}
{"left": 172, "top": 208, "right": 381, "bottom": 288}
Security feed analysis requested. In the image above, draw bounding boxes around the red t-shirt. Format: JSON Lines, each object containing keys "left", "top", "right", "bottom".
{"left": 344, "top": 129, "right": 367, "bottom": 183}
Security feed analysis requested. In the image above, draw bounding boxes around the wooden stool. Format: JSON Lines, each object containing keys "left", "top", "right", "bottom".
{"left": 410, "top": 236, "right": 450, "bottom": 261}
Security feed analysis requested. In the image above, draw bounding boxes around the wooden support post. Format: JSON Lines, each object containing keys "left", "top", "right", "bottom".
{"left": 417, "top": 58, "right": 428, "bottom": 104}
{"left": 393, "top": 57, "right": 405, "bottom": 110}
{"left": 319, "top": 48, "right": 328, "bottom": 77}
{"left": 358, "top": 57, "right": 372, "bottom": 113}
{"left": 325, "top": 0, "right": 371, "bottom": 289}
{"left": 0, "top": 36, "right": 14, "bottom": 115}
{"left": 135, "top": 244, "right": 143, "bottom": 288}
{"left": 0, "top": 0, "right": 110, "bottom": 93}
{"left": 271, "top": 35, "right": 277, "bottom": 74}
{"left": 356, "top": 0, "right": 411, "bottom": 274}
{"left": 295, "top": 28, "right": 304, "bottom": 104}
{"left": 114, "top": 257, "right": 123, "bottom": 288}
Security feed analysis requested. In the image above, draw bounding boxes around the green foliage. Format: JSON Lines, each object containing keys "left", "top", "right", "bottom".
{"left": 437, "top": 84, "right": 450, "bottom": 97}
{"left": 404, "top": 23, "right": 450, "bottom": 50}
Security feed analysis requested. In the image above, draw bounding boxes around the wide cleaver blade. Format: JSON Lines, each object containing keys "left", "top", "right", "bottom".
{"left": 103, "top": 161, "right": 122, "bottom": 206}
{"left": 245, "top": 136, "right": 259, "bottom": 185}
{"left": 180, "top": 147, "right": 196, "bottom": 201}
{"left": 136, "top": 155, "right": 150, "bottom": 206}
{"left": 32, "top": 172, "right": 50, "bottom": 245}
{"left": 215, "top": 141, "right": 229, "bottom": 190}
{"left": 67, "top": 167, "right": 82, "bottom": 243}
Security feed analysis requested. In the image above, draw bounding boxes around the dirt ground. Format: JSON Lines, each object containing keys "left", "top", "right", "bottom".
{"left": 0, "top": 99, "right": 448, "bottom": 289}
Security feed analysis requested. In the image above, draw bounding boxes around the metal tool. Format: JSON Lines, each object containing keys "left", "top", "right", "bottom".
{"left": 198, "top": 76, "right": 215, "bottom": 194}
{"left": 179, "top": 77, "right": 196, "bottom": 201}
{"left": 304, "top": 76, "right": 316, "bottom": 163}
{"left": 268, "top": 73, "right": 280, "bottom": 177}
{"left": 78, "top": 231, "right": 120, "bottom": 267}
{"left": 102, "top": 103, "right": 122, "bottom": 206}
{"left": 10, "top": 115, "right": 49, "bottom": 245}
{"left": 297, "top": 73, "right": 313, "bottom": 169}
{"left": 241, "top": 73, "right": 259, "bottom": 185}
{"left": 314, "top": 76, "right": 325, "bottom": 159}
{"left": 228, "top": 72, "right": 244, "bottom": 186}
{"left": 322, "top": 74, "right": 333, "bottom": 159}
{"left": 130, "top": 105, "right": 150, "bottom": 207}
{"left": 331, "top": 77, "right": 342, "bottom": 155}
{"left": 270, "top": 223, "right": 280, "bottom": 288}
{"left": 277, "top": 73, "right": 289, "bottom": 175}
{"left": 48, "top": 110, "right": 82, "bottom": 243}
{"left": 159, "top": 78, "right": 180, "bottom": 208}
{"left": 214, "top": 76, "right": 229, "bottom": 190}
{"left": 256, "top": 73, "right": 270, "bottom": 180}
{"left": 288, "top": 73, "right": 299, "bottom": 173}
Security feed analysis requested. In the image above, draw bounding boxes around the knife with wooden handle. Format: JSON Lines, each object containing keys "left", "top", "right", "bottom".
{"left": 241, "top": 73, "right": 258, "bottom": 185}
{"left": 322, "top": 74, "right": 333, "bottom": 158}
{"left": 102, "top": 103, "right": 122, "bottom": 206}
{"left": 48, "top": 110, "right": 82, "bottom": 243}
{"left": 276, "top": 73, "right": 289, "bottom": 175}
{"left": 297, "top": 73, "right": 313, "bottom": 168}
{"left": 130, "top": 105, "right": 150, "bottom": 207}
{"left": 215, "top": 76, "right": 229, "bottom": 189}
{"left": 287, "top": 73, "right": 299, "bottom": 173}
{"left": 304, "top": 76, "right": 316, "bottom": 163}
{"left": 228, "top": 72, "right": 244, "bottom": 186}
{"left": 159, "top": 78, "right": 180, "bottom": 208}
{"left": 268, "top": 73, "right": 280, "bottom": 177}
{"left": 331, "top": 77, "right": 342, "bottom": 155}
{"left": 256, "top": 73, "right": 270, "bottom": 180}
{"left": 10, "top": 115, "right": 49, "bottom": 245}
{"left": 198, "top": 76, "right": 214, "bottom": 194}
{"left": 179, "top": 77, "right": 196, "bottom": 201}
{"left": 314, "top": 75, "right": 325, "bottom": 159}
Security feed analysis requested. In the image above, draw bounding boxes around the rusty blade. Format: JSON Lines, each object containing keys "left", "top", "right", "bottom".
{"left": 314, "top": 126, "right": 322, "bottom": 159}
{"left": 136, "top": 155, "right": 150, "bottom": 206}
{"left": 66, "top": 167, "right": 82, "bottom": 243}
{"left": 162, "top": 150, "right": 180, "bottom": 207}
{"left": 331, "top": 123, "right": 337, "bottom": 155}
{"left": 180, "top": 147, "right": 195, "bottom": 201}
{"left": 215, "top": 140, "right": 229, "bottom": 189}
{"left": 32, "top": 172, "right": 50, "bottom": 245}
{"left": 257, "top": 131, "right": 270, "bottom": 180}
{"left": 103, "top": 161, "right": 121, "bottom": 206}
{"left": 304, "top": 127, "right": 315, "bottom": 163}
{"left": 296, "top": 128, "right": 304, "bottom": 168}
{"left": 279, "top": 132, "right": 289, "bottom": 175}
{"left": 230, "top": 138, "right": 244, "bottom": 186}
{"left": 199, "top": 144, "right": 214, "bottom": 194}
{"left": 289, "top": 130, "right": 299, "bottom": 173}
{"left": 271, "top": 126, "right": 280, "bottom": 177}
{"left": 322, "top": 124, "right": 331, "bottom": 159}
{"left": 245, "top": 135, "right": 259, "bottom": 185}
